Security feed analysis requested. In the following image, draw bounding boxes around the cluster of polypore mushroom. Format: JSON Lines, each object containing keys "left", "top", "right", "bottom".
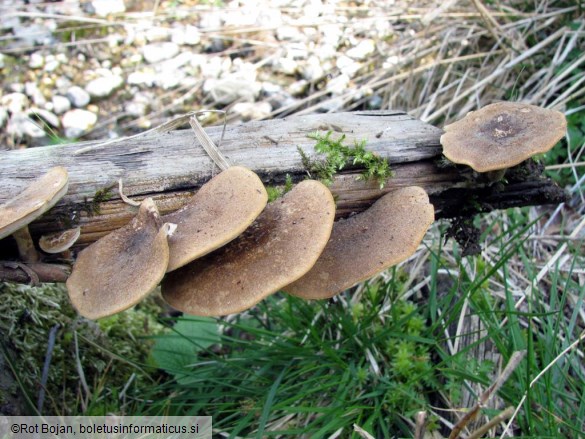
{"left": 0, "top": 101, "right": 567, "bottom": 320}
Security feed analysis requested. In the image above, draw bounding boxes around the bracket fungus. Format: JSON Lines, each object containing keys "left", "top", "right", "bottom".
{"left": 0, "top": 166, "right": 69, "bottom": 263}
{"left": 164, "top": 166, "right": 268, "bottom": 272}
{"left": 66, "top": 198, "right": 175, "bottom": 319}
{"left": 440, "top": 102, "right": 567, "bottom": 175}
{"left": 162, "top": 179, "right": 335, "bottom": 316}
{"left": 284, "top": 186, "right": 435, "bottom": 300}
{"left": 39, "top": 226, "right": 81, "bottom": 259}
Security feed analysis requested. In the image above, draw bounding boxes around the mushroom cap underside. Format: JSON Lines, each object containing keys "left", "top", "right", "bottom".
{"left": 0, "top": 166, "right": 69, "bottom": 240}
{"left": 284, "top": 186, "right": 435, "bottom": 300}
{"left": 440, "top": 102, "right": 567, "bottom": 172}
{"left": 164, "top": 166, "right": 268, "bottom": 272}
{"left": 66, "top": 198, "right": 171, "bottom": 319}
{"left": 162, "top": 179, "right": 336, "bottom": 316}
{"left": 39, "top": 226, "right": 81, "bottom": 253}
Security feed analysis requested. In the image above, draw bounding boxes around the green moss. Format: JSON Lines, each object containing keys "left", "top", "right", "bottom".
{"left": 0, "top": 283, "right": 164, "bottom": 415}
{"left": 301, "top": 131, "right": 393, "bottom": 188}
{"left": 266, "top": 174, "right": 293, "bottom": 202}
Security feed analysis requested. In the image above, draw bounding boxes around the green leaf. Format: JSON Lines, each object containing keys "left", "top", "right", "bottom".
{"left": 150, "top": 316, "right": 219, "bottom": 384}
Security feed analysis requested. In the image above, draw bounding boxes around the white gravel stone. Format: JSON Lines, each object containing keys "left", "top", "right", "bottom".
{"left": 142, "top": 42, "right": 180, "bottom": 64}
{"left": 9, "top": 83, "right": 25, "bottom": 93}
{"left": 66, "top": 86, "right": 91, "bottom": 108}
{"left": 44, "top": 54, "right": 60, "bottom": 72}
{"left": 91, "top": 0, "right": 125, "bottom": 17}
{"left": 346, "top": 39, "right": 376, "bottom": 60}
{"left": 62, "top": 109, "right": 97, "bottom": 138}
{"left": 276, "top": 26, "right": 305, "bottom": 42}
{"left": 1, "top": 93, "right": 29, "bottom": 113}
{"left": 336, "top": 55, "right": 362, "bottom": 77}
{"left": 204, "top": 78, "right": 261, "bottom": 105}
{"left": 127, "top": 70, "right": 156, "bottom": 87}
{"left": 326, "top": 74, "right": 350, "bottom": 94}
{"left": 171, "top": 25, "right": 201, "bottom": 46}
{"left": 85, "top": 75, "right": 124, "bottom": 98}
{"left": 25, "top": 82, "right": 46, "bottom": 106}
{"left": 273, "top": 57, "right": 298, "bottom": 75}
{"left": 7, "top": 112, "right": 46, "bottom": 139}
{"left": 51, "top": 95, "right": 71, "bottom": 114}
{"left": 288, "top": 43, "right": 309, "bottom": 60}
{"left": 28, "top": 107, "right": 60, "bottom": 128}
{"left": 231, "top": 102, "right": 272, "bottom": 121}
{"left": 29, "top": 52, "right": 44, "bottom": 69}
{"left": 301, "top": 56, "right": 324, "bottom": 81}
{"left": 288, "top": 79, "right": 308, "bottom": 96}
{"left": 145, "top": 27, "right": 170, "bottom": 42}
{"left": 154, "top": 69, "right": 185, "bottom": 90}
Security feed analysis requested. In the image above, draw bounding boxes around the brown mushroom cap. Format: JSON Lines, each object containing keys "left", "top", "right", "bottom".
{"left": 284, "top": 186, "right": 435, "bottom": 300}
{"left": 39, "top": 226, "right": 81, "bottom": 254}
{"left": 67, "top": 198, "right": 172, "bottom": 319}
{"left": 165, "top": 166, "right": 268, "bottom": 272}
{"left": 162, "top": 180, "right": 335, "bottom": 316}
{"left": 440, "top": 102, "right": 567, "bottom": 172}
{"left": 0, "top": 166, "right": 69, "bottom": 240}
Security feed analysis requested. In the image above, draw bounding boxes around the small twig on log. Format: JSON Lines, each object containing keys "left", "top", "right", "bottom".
{"left": 0, "top": 262, "right": 70, "bottom": 284}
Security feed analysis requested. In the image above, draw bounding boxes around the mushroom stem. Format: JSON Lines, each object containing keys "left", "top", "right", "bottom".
{"left": 484, "top": 168, "right": 507, "bottom": 182}
{"left": 13, "top": 227, "right": 40, "bottom": 263}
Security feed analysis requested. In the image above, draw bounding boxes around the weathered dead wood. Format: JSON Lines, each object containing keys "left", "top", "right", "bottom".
{"left": 0, "top": 110, "right": 566, "bottom": 283}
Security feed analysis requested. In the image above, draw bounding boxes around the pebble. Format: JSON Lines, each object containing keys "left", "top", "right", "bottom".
{"left": 66, "top": 86, "right": 91, "bottom": 108}
{"left": 1, "top": 93, "right": 29, "bottom": 113}
{"left": 43, "top": 54, "right": 60, "bottom": 72}
{"left": 91, "top": 0, "right": 126, "bottom": 17}
{"left": 336, "top": 55, "right": 362, "bottom": 77}
{"left": 51, "top": 95, "right": 71, "bottom": 114}
{"left": 273, "top": 57, "right": 298, "bottom": 75}
{"left": 142, "top": 42, "right": 180, "bottom": 64}
{"left": 301, "top": 56, "right": 324, "bottom": 81}
{"left": 326, "top": 74, "right": 350, "bottom": 94}
{"left": 62, "top": 109, "right": 98, "bottom": 138}
{"left": 7, "top": 112, "right": 47, "bottom": 140}
{"left": 25, "top": 82, "right": 46, "bottom": 106}
{"left": 128, "top": 70, "right": 156, "bottom": 87}
{"left": 346, "top": 39, "right": 376, "bottom": 60}
{"left": 85, "top": 75, "right": 124, "bottom": 98}
{"left": 231, "top": 102, "right": 272, "bottom": 121}
{"left": 276, "top": 26, "right": 305, "bottom": 42}
{"left": 29, "top": 53, "right": 44, "bottom": 69}
{"left": 171, "top": 25, "right": 201, "bottom": 46}
{"left": 146, "top": 27, "right": 171, "bottom": 43}
{"left": 28, "top": 108, "right": 60, "bottom": 128}
{"left": 124, "top": 92, "right": 151, "bottom": 117}
{"left": 204, "top": 78, "right": 261, "bottom": 105}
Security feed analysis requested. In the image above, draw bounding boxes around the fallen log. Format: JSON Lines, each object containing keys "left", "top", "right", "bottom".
{"left": 0, "top": 110, "right": 566, "bottom": 283}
